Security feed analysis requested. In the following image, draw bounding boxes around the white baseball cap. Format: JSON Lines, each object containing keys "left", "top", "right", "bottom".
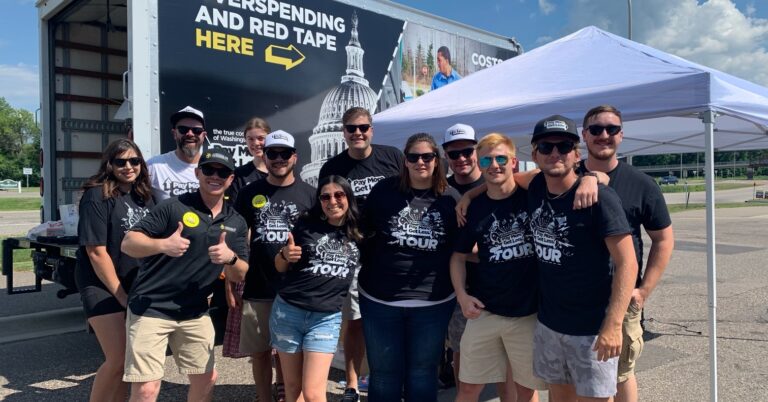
{"left": 443, "top": 123, "right": 477, "bottom": 147}
{"left": 170, "top": 105, "right": 205, "bottom": 127}
{"left": 264, "top": 130, "right": 296, "bottom": 149}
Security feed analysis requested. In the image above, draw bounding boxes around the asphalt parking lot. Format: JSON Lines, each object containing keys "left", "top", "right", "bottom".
{"left": 1, "top": 205, "right": 766, "bottom": 401}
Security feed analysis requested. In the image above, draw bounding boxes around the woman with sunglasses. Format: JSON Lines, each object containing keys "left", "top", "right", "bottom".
{"left": 358, "top": 133, "right": 460, "bottom": 401}
{"left": 75, "top": 138, "right": 154, "bottom": 402}
{"left": 270, "top": 175, "right": 363, "bottom": 402}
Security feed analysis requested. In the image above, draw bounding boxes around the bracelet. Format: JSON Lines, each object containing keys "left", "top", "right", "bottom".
{"left": 278, "top": 248, "right": 288, "bottom": 261}
{"left": 226, "top": 254, "right": 238, "bottom": 265}
{"left": 583, "top": 171, "right": 599, "bottom": 179}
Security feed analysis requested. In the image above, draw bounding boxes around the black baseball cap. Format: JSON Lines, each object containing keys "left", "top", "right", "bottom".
{"left": 531, "top": 115, "right": 580, "bottom": 143}
{"left": 198, "top": 147, "right": 235, "bottom": 171}
{"left": 170, "top": 106, "right": 205, "bottom": 128}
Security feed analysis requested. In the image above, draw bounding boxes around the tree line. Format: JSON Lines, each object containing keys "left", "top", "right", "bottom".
{"left": 0, "top": 97, "right": 41, "bottom": 186}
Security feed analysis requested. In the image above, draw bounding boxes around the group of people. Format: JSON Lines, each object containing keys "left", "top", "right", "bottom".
{"left": 73, "top": 103, "right": 673, "bottom": 402}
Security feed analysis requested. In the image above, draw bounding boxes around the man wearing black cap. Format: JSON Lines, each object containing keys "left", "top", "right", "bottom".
{"left": 527, "top": 115, "right": 638, "bottom": 402}
{"left": 147, "top": 106, "right": 208, "bottom": 200}
{"left": 120, "top": 147, "right": 248, "bottom": 401}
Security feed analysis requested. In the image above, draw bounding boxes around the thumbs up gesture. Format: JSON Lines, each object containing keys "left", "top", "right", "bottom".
{"left": 209, "top": 231, "right": 235, "bottom": 265}
{"left": 282, "top": 232, "right": 302, "bottom": 263}
{"left": 163, "top": 222, "right": 191, "bottom": 257}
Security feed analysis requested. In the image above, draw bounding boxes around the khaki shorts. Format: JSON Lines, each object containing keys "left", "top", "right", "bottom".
{"left": 341, "top": 266, "right": 362, "bottom": 321}
{"left": 618, "top": 303, "right": 644, "bottom": 382}
{"left": 123, "top": 311, "right": 215, "bottom": 383}
{"left": 459, "top": 311, "right": 545, "bottom": 390}
{"left": 239, "top": 300, "right": 273, "bottom": 354}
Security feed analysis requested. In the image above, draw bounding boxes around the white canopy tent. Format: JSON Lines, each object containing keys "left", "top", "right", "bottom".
{"left": 373, "top": 26, "right": 768, "bottom": 402}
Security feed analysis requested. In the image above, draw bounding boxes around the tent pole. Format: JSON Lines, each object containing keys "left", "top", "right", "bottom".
{"left": 701, "top": 109, "right": 717, "bottom": 402}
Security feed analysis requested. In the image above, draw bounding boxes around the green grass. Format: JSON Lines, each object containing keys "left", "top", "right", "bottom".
{"left": 0, "top": 238, "right": 35, "bottom": 272}
{"left": 659, "top": 182, "right": 758, "bottom": 193}
{"left": 0, "top": 198, "right": 41, "bottom": 211}
{"left": 667, "top": 201, "right": 768, "bottom": 213}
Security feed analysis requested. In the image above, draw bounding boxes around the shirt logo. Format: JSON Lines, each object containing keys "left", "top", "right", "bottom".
{"left": 302, "top": 234, "right": 359, "bottom": 279}
{"left": 484, "top": 212, "right": 534, "bottom": 262}
{"left": 183, "top": 211, "right": 200, "bottom": 228}
{"left": 252, "top": 194, "right": 267, "bottom": 208}
{"left": 530, "top": 200, "right": 574, "bottom": 265}
{"left": 254, "top": 200, "right": 300, "bottom": 243}
{"left": 349, "top": 176, "right": 385, "bottom": 197}
{"left": 387, "top": 205, "right": 445, "bottom": 251}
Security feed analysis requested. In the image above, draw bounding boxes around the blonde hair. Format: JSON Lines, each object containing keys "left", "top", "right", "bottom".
{"left": 476, "top": 133, "right": 517, "bottom": 158}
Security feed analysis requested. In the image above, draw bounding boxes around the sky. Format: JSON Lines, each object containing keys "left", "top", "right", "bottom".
{"left": 1, "top": 0, "right": 767, "bottom": 112}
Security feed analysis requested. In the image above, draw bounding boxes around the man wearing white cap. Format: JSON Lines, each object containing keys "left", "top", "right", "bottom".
{"left": 234, "top": 130, "right": 316, "bottom": 402}
{"left": 147, "top": 106, "right": 207, "bottom": 200}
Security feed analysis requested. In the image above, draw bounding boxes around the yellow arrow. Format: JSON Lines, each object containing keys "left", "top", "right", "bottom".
{"left": 265, "top": 44, "right": 306, "bottom": 70}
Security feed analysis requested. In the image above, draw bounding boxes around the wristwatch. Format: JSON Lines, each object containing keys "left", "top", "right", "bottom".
{"left": 227, "top": 254, "right": 238, "bottom": 265}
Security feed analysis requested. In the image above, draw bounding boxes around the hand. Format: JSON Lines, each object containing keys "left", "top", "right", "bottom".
{"left": 457, "top": 293, "right": 484, "bottom": 319}
{"left": 225, "top": 280, "right": 243, "bottom": 309}
{"left": 209, "top": 231, "right": 235, "bottom": 265}
{"left": 573, "top": 175, "right": 599, "bottom": 210}
{"left": 282, "top": 233, "right": 302, "bottom": 263}
{"left": 455, "top": 194, "right": 471, "bottom": 227}
{"left": 114, "top": 286, "right": 128, "bottom": 308}
{"left": 593, "top": 323, "right": 622, "bottom": 361}
{"left": 163, "top": 222, "right": 190, "bottom": 257}
{"left": 631, "top": 287, "right": 648, "bottom": 311}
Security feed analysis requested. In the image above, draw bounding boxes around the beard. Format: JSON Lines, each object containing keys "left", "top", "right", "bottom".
{"left": 267, "top": 162, "right": 295, "bottom": 178}
{"left": 177, "top": 137, "right": 202, "bottom": 158}
{"left": 587, "top": 144, "right": 616, "bottom": 161}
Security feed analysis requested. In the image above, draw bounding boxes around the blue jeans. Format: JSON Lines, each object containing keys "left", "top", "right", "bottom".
{"left": 269, "top": 296, "right": 342, "bottom": 354}
{"left": 360, "top": 295, "right": 455, "bottom": 402}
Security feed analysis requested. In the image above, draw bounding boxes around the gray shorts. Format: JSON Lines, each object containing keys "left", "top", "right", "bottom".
{"left": 341, "top": 265, "right": 362, "bottom": 321}
{"left": 447, "top": 303, "right": 467, "bottom": 351}
{"left": 533, "top": 321, "right": 618, "bottom": 398}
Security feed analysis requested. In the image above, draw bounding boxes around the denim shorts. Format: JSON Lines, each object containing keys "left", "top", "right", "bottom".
{"left": 270, "top": 296, "right": 342, "bottom": 354}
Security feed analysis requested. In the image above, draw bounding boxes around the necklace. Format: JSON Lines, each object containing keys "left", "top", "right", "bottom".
{"left": 546, "top": 179, "right": 579, "bottom": 201}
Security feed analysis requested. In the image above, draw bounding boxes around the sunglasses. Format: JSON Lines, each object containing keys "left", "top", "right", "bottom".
{"left": 478, "top": 155, "right": 509, "bottom": 168}
{"left": 536, "top": 141, "right": 576, "bottom": 155}
{"left": 446, "top": 148, "right": 474, "bottom": 160}
{"left": 200, "top": 165, "right": 232, "bottom": 179}
{"left": 113, "top": 157, "right": 142, "bottom": 167}
{"left": 176, "top": 125, "right": 205, "bottom": 135}
{"left": 587, "top": 124, "right": 622, "bottom": 136}
{"left": 405, "top": 152, "right": 438, "bottom": 163}
{"left": 319, "top": 191, "right": 347, "bottom": 202}
{"left": 343, "top": 124, "right": 371, "bottom": 134}
{"left": 265, "top": 149, "right": 295, "bottom": 160}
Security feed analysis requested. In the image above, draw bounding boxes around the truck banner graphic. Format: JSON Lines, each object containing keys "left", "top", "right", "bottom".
{"left": 158, "top": 0, "right": 519, "bottom": 186}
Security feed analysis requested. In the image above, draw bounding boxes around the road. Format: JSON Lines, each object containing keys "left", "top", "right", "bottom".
{"left": 663, "top": 181, "right": 768, "bottom": 205}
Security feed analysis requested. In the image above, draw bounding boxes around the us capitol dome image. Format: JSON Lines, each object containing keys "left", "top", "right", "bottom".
{"left": 300, "top": 11, "right": 378, "bottom": 186}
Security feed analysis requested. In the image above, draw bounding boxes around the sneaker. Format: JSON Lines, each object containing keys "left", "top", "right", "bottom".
{"left": 358, "top": 375, "right": 369, "bottom": 392}
{"left": 341, "top": 388, "right": 359, "bottom": 402}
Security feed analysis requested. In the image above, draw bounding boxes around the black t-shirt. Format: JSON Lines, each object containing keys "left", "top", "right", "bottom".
{"left": 318, "top": 144, "right": 403, "bottom": 209}
{"left": 76, "top": 187, "right": 154, "bottom": 290}
{"left": 278, "top": 217, "right": 360, "bottom": 313}
{"left": 127, "top": 192, "right": 249, "bottom": 320}
{"left": 234, "top": 178, "right": 316, "bottom": 301}
{"left": 454, "top": 190, "right": 538, "bottom": 317}
{"left": 359, "top": 176, "right": 460, "bottom": 302}
{"left": 228, "top": 162, "right": 267, "bottom": 204}
{"left": 447, "top": 175, "right": 485, "bottom": 195}
{"left": 578, "top": 161, "right": 672, "bottom": 286}
{"left": 528, "top": 173, "right": 630, "bottom": 335}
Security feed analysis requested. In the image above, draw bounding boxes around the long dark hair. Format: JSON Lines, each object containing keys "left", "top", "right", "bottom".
{"left": 398, "top": 133, "right": 448, "bottom": 196}
{"left": 82, "top": 138, "right": 152, "bottom": 202}
{"left": 306, "top": 175, "right": 363, "bottom": 242}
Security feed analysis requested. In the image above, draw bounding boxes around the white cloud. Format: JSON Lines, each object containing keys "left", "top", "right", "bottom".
{"left": 536, "top": 35, "right": 553, "bottom": 45}
{"left": 566, "top": 0, "right": 768, "bottom": 87}
{"left": 0, "top": 63, "right": 39, "bottom": 111}
{"left": 539, "top": 0, "right": 556, "bottom": 15}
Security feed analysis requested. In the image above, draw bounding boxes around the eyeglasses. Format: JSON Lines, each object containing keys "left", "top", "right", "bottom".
{"left": 536, "top": 141, "right": 576, "bottom": 155}
{"left": 446, "top": 148, "right": 474, "bottom": 160}
{"left": 176, "top": 125, "right": 205, "bottom": 135}
{"left": 200, "top": 165, "right": 232, "bottom": 179}
{"left": 319, "top": 191, "right": 347, "bottom": 202}
{"left": 343, "top": 124, "right": 371, "bottom": 134}
{"left": 265, "top": 149, "right": 295, "bottom": 160}
{"left": 587, "top": 124, "right": 622, "bottom": 136}
{"left": 113, "top": 157, "right": 142, "bottom": 167}
{"left": 478, "top": 155, "right": 509, "bottom": 168}
{"left": 405, "top": 152, "right": 438, "bottom": 163}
